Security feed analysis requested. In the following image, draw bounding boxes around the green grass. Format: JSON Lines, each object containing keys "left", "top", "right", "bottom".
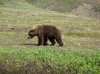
{"left": 0, "top": 0, "right": 100, "bottom": 74}
{"left": 0, "top": 48, "right": 99, "bottom": 74}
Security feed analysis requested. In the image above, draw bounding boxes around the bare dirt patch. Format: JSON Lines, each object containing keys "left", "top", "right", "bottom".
{"left": 72, "top": 3, "right": 100, "bottom": 18}
{"left": 76, "top": 40, "right": 100, "bottom": 49}
{"left": 0, "top": 25, "right": 15, "bottom": 32}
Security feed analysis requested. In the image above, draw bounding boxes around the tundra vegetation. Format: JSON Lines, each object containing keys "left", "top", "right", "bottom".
{"left": 0, "top": 0, "right": 100, "bottom": 74}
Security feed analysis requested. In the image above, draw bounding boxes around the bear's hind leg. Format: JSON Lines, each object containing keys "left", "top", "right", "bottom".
{"left": 56, "top": 37, "right": 63, "bottom": 46}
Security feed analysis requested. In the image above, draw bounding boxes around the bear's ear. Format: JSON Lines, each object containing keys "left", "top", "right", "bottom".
{"left": 29, "top": 29, "right": 34, "bottom": 32}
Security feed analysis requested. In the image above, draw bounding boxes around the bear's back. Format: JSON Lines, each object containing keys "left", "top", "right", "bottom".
{"left": 43, "top": 25, "right": 59, "bottom": 36}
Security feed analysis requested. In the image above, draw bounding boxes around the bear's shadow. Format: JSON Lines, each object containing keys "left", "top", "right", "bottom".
{"left": 20, "top": 43, "right": 38, "bottom": 46}
{"left": 20, "top": 43, "right": 58, "bottom": 47}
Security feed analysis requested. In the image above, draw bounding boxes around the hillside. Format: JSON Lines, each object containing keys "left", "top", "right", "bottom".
{"left": 0, "top": 0, "right": 100, "bottom": 56}
{"left": 0, "top": 0, "right": 100, "bottom": 18}
{"left": 27, "top": 0, "right": 100, "bottom": 18}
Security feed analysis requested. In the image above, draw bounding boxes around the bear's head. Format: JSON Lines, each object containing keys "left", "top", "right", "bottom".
{"left": 28, "top": 29, "right": 38, "bottom": 39}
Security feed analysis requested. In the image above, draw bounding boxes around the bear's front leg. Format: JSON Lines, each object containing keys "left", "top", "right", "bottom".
{"left": 37, "top": 35, "right": 44, "bottom": 46}
{"left": 43, "top": 36, "right": 48, "bottom": 46}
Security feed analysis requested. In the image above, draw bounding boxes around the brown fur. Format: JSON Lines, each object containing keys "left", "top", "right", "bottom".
{"left": 28, "top": 25, "right": 63, "bottom": 46}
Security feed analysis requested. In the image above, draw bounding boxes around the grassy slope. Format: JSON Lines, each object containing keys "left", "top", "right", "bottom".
{"left": 0, "top": 1, "right": 100, "bottom": 74}
{"left": 1, "top": 0, "right": 100, "bottom": 12}
{"left": 26, "top": 0, "right": 100, "bottom": 12}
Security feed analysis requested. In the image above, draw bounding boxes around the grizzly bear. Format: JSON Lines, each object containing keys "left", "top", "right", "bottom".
{"left": 28, "top": 25, "right": 63, "bottom": 46}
